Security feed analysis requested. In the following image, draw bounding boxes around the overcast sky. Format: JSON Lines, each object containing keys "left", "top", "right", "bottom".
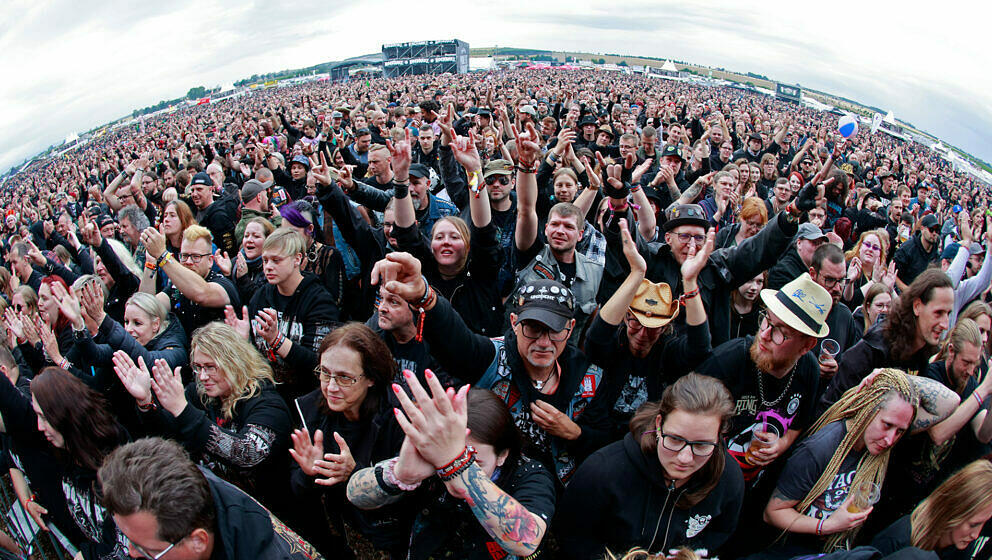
{"left": 2, "top": 0, "right": 990, "bottom": 174}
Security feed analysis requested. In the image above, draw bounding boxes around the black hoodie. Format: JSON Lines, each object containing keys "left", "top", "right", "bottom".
{"left": 248, "top": 272, "right": 339, "bottom": 402}
{"left": 556, "top": 433, "right": 744, "bottom": 559}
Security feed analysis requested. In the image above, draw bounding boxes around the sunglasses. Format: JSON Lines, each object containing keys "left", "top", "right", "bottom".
{"left": 485, "top": 176, "right": 510, "bottom": 186}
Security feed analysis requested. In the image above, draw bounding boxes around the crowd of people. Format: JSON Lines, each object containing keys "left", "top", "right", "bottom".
{"left": 0, "top": 67, "right": 991, "bottom": 559}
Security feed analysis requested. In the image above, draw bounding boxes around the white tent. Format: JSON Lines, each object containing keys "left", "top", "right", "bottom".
{"left": 661, "top": 60, "right": 677, "bottom": 72}
{"left": 883, "top": 111, "right": 897, "bottom": 125}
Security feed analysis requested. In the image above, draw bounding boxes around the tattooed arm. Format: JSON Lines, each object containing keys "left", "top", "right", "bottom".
{"left": 346, "top": 461, "right": 405, "bottom": 510}
{"left": 910, "top": 375, "right": 961, "bottom": 435}
{"left": 444, "top": 463, "right": 548, "bottom": 557}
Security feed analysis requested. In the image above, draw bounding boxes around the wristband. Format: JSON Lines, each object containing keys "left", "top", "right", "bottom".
{"left": 383, "top": 457, "right": 421, "bottom": 491}
{"left": 516, "top": 161, "right": 538, "bottom": 174}
{"left": 467, "top": 170, "right": 483, "bottom": 198}
{"left": 680, "top": 287, "right": 700, "bottom": 303}
{"left": 137, "top": 400, "right": 158, "bottom": 412}
{"left": 156, "top": 252, "right": 172, "bottom": 269}
{"left": 59, "top": 358, "right": 70, "bottom": 370}
{"left": 629, "top": 184, "right": 642, "bottom": 193}
{"left": 436, "top": 446, "right": 477, "bottom": 481}
{"left": 375, "top": 463, "right": 404, "bottom": 495}
{"left": 144, "top": 261, "right": 157, "bottom": 271}
{"left": 547, "top": 151, "right": 559, "bottom": 163}
{"left": 974, "top": 392, "right": 985, "bottom": 408}
{"left": 816, "top": 517, "right": 824, "bottom": 536}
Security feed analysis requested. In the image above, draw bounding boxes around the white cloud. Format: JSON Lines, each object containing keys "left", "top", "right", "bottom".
{"left": 2, "top": 0, "right": 991, "bottom": 173}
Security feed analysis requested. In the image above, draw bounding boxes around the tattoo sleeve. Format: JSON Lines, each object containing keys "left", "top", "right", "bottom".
{"left": 346, "top": 462, "right": 403, "bottom": 510}
{"left": 444, "top": 463, "right": 547, "bottom": 557}
{"left": 911, "top": 376, "right": 960, "bottom": 432}
{"left": 678, "top": 181, "right": 703, "bottom": 204}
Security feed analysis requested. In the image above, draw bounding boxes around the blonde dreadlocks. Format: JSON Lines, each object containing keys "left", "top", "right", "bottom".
{"left": 798, "top": 368, "right": 919, "bottom": 552}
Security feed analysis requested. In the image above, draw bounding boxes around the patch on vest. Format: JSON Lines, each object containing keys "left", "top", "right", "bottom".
{"left": 580, "top": 374, "right": 597, "bottom": 398}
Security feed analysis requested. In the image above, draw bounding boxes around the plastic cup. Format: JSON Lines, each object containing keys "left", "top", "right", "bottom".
{"left": 846, "top": 481, "right": 880, "bottom": 513}
{"left": 819, "top": 339, "right": 840, "bottom": 365}
{"left": 744, "top": 422, "right": 780, "bottom": 465}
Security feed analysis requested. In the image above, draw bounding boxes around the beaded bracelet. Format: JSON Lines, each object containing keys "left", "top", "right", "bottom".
{"left": 384, "top": 457, "right": 421, "bottom": 491}
{"left": 436, "top": 446, "right": 476, "bottom": 481}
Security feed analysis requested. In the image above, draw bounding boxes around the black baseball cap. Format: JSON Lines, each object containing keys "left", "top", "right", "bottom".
{"left": 660, "top": 144, "right": 685, "bottom": 162}
{"left": 514, "top": 279, "right": 575, "bottom": 332}
{"left": 190, "top": 172, "right": 212, "bottom": 187}
{"left": 408, "top": 163, "right": 430, "bottom": 179}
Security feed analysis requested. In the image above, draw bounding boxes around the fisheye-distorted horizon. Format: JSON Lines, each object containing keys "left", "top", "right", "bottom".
{"left": 2, "top": 0, "right": 990, "bottom": 174}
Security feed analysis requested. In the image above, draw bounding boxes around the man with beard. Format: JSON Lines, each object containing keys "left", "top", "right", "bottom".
{"left": 696, "top": 273, "right": 832, "bottom": 484}
{"left": 807, "top": 244, "right": 861, "bottom": 379}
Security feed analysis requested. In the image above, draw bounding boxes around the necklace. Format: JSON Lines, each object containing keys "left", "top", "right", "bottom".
{"left": 534, "top": 362, "right": 559, "bottom": 391}
{"left": 756, "top": 362, "right": 797, "bottom": 408}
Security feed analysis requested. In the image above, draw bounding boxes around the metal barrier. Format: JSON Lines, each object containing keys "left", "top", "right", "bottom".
{"left": 0, "top": 474, "right": 75, "bottom": 560}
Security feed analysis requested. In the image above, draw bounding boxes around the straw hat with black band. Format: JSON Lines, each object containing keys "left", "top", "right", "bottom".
{"left": 759, "top": 273, "right": 832, "bottom": 338}
{"left": 629, "top": 279, "right": 680, "bottom": 329}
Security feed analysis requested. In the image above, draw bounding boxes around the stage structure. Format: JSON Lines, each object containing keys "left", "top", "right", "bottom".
{"left": 381, "top": 40, "right": 469, "bottom": 78}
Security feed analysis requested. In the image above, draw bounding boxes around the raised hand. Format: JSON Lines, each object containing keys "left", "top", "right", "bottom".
{"left": 214, "top": 250, "right": 232, "bottom": 276}
{"left": 391, "top": 370, "right": 470, "bottom": 468}
{"left": 150, "top": 359, "right": 187, "bottom": 417}
{"left": 451, "top": 130, "right": 483, "bottom": 173}
{"left": 618, "top": 219, "right": 646, "bottom": 274}
{"left": 681, "top": 230, "right": 715, "bottom": 282}
{"left": 78, "top": 281, "right": 106, "bottom": 327}
{"left": 512, "top": 122, "right": 542, "bottom": 167}
{"left": 289, "top": 428, "right": 325, "bottom": 477}
{"left": 385, "top": 128, "right": 412, "bottom": 180}
{"left": 224, "top": 305, "right": 251, "bottom": 339}
{"left": 48, "top": 281, "right": 84, "bottom": 329}
{"left": 311, "top": 152, "right": 334, "bottom": 186}
{"left": 312, "top": 432, "right": 356, "bottom": 487}
{"left": 112, "top": 351, "right": 153, "bottom": 405}
{"left": 252, "top": 308, "right": 281, "bottom": 347}
{"left": 370, "top": 252, "right": 425, "bottom": 304}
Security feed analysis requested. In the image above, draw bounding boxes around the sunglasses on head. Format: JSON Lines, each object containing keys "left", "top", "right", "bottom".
{"left": 485, "top": 175, "right": 510, "bottom": 186}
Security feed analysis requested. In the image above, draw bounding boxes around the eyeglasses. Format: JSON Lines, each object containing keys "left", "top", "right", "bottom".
{"left": 179, "top": 252, "right": 211, "bottom": 263}
{"left": 862, "top": 241, "right": 881, "bottom": 252}
{"left": 122, "top": 533, "right": 182, "bottom": 559}
{"left": 646, "top": 430, "right": 718, "bottom": 457}
{"left": 314, "top": 368, "right": 365, "bottom": 387}
{"left": 817, "top": 274, "right": 847, "bottom": 289}
{"left": 758, "top": 311, "right": 792, "bottom": 345}
{"left": 518, "top": 321, "right": 571, "bottom": 342}
{"left": 675, "top": 232, "right": 706, "bottom": 246}
{"left": 485, "top": 175, "right": 511, "bottom": 186}
{"left": 191, "top": 363, "right": 219, "bottom": 377}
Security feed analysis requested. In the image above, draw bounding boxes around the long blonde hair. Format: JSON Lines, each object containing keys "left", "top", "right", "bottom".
{"left": 190, "top": 322, "right": 275, "bottom": 420}
{"left": 799, "top": 368, "right": 919, "bottom": 551}
{"left": 911, "top": 460, "right": 992, "bottom": 550}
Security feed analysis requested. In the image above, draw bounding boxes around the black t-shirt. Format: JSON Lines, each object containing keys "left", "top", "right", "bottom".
{"left": 197, "top": 197, "right": 239, "bottom": 254}
{"left": 697, "top": 336, "right": 820, "bottom": 483}
{"left": 777, "top": 421, "right": 861, "bottom": 518}
{"left": 880, "top": 361, "right": 990, "bottom": 522}
{"left": 408, "top": 456, "right": 556, "bottom": 559}
{"left": 173, "top": 270, "right": 241, "bottom": 340}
